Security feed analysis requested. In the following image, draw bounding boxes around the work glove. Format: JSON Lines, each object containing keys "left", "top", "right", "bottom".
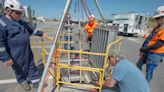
{"left": 140, "top": 46, "right": 149, "bottom": 53}
{"left": 36, "top": 30, "right": 44, "bottom": 36}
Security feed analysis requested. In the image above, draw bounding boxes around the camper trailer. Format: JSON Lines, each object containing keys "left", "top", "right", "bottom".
{"left": 111, "top": 12, "right": 149, "bottom": 36}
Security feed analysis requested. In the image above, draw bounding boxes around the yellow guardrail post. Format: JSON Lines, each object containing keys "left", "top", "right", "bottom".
{"left": 41, "top": 37, "right": 45, "bottom": 64}
{"left": 100, "top": 37, "right": 123, "bottom": 92}
{"left": 33, "top": 36, "right": 38, "bottom": 65}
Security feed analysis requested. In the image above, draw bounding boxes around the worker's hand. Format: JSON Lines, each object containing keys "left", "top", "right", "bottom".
{"left": 140, "top": 46, "right": 149, "bottom": 52}
{"left": 105, "top": 77, "right": 111, "bottom": 87}
{"left": 139, "top": 52, "right": 145, "bottom": 58}
{"left": 83, "top": 29, "right": 87, "bottom": 32}
{"left": 5, "top": 59, "right": 14, "bottom": 66}
{"left": 107, "top": 75, "right": 112, "bottom": 80}
{"left": 41, "top": 33, "right": 47, "bottom": 37}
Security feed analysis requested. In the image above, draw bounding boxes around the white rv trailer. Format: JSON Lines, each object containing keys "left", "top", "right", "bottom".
{"left": 111, "top": 12, "right": 149, "bottom": 36}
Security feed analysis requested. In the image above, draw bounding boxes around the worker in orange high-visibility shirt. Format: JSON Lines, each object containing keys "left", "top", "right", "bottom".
{"left": 136, "top": 5, "right": 164, "bottom": 83}
{"left": 83, "top": 15, "right": 98, "bottom": 49}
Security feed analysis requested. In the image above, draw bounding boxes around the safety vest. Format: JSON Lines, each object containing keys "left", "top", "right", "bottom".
{"left": 84, "top": 20, "right": 98, "bottom": 38}
{"left": 148, "top": 25, "right": 164, "bottom": 54}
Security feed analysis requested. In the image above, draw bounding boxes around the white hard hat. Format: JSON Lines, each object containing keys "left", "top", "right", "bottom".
{"left": 153, "top": 5, "right": 164, "bottom": 19}
{"left": 4, "top": 0, "right": 23, "bottom": 11}
{"left": 89, "top": 14, "right": 95, "bottom": 18}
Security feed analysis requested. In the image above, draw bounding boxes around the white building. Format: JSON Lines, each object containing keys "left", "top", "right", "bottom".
{"left": 111, "top": 12, "right": 149, "bottom": 36}
{"left": 37, "top": 16, "right": 46, "bottom": 22}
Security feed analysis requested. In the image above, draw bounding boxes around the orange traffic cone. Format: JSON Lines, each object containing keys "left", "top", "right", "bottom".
{"left": 143, "top": 33, "right": 147, "bottom": 39}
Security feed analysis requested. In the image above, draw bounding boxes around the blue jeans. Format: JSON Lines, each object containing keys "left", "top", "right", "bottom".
{"left": 102, "top": 85, "right": 120, "bottom": 92}
{"left": 102, "top": 89, "right": 118, "bottom": 92}
{"left": 136, "top": 54, "right": 163, "bottom": 83}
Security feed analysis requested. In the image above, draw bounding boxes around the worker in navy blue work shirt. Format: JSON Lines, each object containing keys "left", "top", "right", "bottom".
{"left": 102, "top": 55, "right": 150, "bottom": 92}
{"left": 0, "top": 0, "right": 46, "bottom": 91}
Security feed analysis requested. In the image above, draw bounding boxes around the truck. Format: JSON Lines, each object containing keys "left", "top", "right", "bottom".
{"left": 111, "top": 12, "right": 149, "bottom": 36}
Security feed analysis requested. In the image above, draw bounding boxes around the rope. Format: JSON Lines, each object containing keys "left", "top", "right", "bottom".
{"left": 93, "top": 0, "right": 106, "bottom": 25}
{"left": 78, "top": 0, "right": 80, "bottom": 13}
{"left": 74, "top": 0, "right": 77, "bottom": 13}
{"left": 83, "top": 0, "right": 92, "bottom": 16}
{"left": 81, "top": 0, "right": 89, "bottom": 17}
{"left": 80, "top": 0, "right": 84, "bottom": 20}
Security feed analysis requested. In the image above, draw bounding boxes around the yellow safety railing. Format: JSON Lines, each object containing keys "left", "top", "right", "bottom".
{"left": 32, "top": 30, "right": 55, "bottom": 65}
{"left": 56, "top": 37, "right": 123, "bottom": 92}
{"left": 32, "top": 29, "right": 123, "bottom": 92}
{"left": 32, "top": 30, "right": 56, "bottom": 79}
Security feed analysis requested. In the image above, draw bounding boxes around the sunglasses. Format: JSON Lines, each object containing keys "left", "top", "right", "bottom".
{"left": 14, "top": 11, "right": 23, "bottom": 15}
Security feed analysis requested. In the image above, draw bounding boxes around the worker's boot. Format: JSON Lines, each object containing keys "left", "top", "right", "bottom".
{"left": 33, "top": 82, "right": 39, "bottom": 88}
{"left": 33, "top": 82, "right": 48, "bottom": 88}
{"left": 21, "top": 83, "right": 31, "bottom": 91}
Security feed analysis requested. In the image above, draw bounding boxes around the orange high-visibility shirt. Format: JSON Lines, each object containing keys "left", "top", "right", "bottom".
{"left": 148, "top": 27, "right": 164, "bottom": 53}
{"left": 84, "top": 20, "right": 98, "bottom": 38}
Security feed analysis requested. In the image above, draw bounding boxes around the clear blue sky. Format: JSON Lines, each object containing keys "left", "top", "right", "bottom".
{"left": 20, "top": 0, "right": 164, "bottom": 19}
